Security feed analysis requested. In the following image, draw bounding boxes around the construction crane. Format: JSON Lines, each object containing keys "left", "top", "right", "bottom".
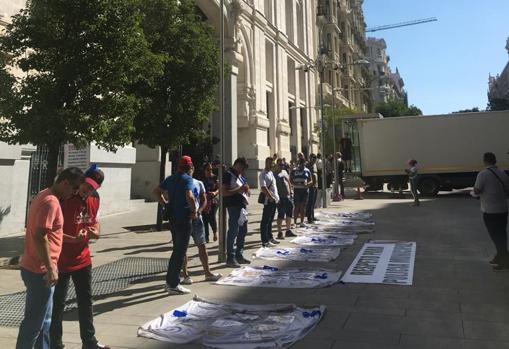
{"left": 366, "top": 17, "right": 438, "bottom": 33}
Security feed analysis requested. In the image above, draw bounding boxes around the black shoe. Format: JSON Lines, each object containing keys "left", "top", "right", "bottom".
{"left": 226, "top": 258, "right": 240, "bottom": 268}
{"left": 489, "top": 256, "right": 500, "bottom": 266}
{"left": 270, "top": 238, "right": 280, "bottom": 245}
{"left": 285, "top": 230, "right": 297, "bottom": 237}
{"left": 83, "top": 344, "right": 111, "bottom": 349}
{"left": 493, "top": 264, "right": 509, "bottom": 272}
{"left": 236, "top": 256, "right": 251, "bottom": 264}
{"left": 277, "top": 232, "right": 285, "bottom": 240}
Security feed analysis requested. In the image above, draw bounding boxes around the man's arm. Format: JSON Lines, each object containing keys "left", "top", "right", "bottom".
{"left": 33, "top": 228, "right": 58, "bottom": 285}
{"left": 185, "top": 190, "right": 197, "bottom": 219}
{"left": 153, "top": 186, "right": 168, "bottom": 205}
{"left": 473, "top": 172, "right": 483, "bottom": 195}
{"left": 198, "top": 191, "right": 207, "bottom": 215}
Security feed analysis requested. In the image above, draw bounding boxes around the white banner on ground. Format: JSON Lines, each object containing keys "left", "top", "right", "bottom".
{"left": 341, "top": 241, "right": 416, "bottom": 285}
{"left": 317, "top": 211, "right": 373, "bottom": 221}
{"left": 138, "top": 297, "right": 325, "bottom": 349}
{"left": 290, "top": 234, "right": 356, "bottom": 246}
{"left": 216, "top": 266, "right": 342, "bottom": 288}
{"left": 318, "top": 219, "right": 375, "bottom": 227}
{"left": 297, "top": 225, "right": 374, "bottom": 235}
{"left": 254, "top": 246, "right": 341, "bottom": 262}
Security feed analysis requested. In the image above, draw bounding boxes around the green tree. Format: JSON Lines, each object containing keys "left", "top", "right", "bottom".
{"left": 0, "top": 0, "right": 161, "bottom": 186}
{"left": 488, "top": 97, "right": 509, "bottom": 111}
{"left": 375, "top": 99, "right": 423, "bottom": 118}
{"left": 452, "top": 107, "right": 481, "bottom": 113}
{"left": 322, "top": 106, "right": 358, "bottom": 156}
{"left": 133, "top": 0, "right": 220, "bottom": 229}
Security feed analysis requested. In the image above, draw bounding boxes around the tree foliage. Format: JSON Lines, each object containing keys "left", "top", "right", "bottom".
{"left": 0, "top": 0, "right": 162, "bottom": 186}
{"left": 322, "top": 106, "right": 359, "bottom": 156}
{"left": 133, "top": 0, "right": 220, "bottom": 152}
{"left": 375, "top": 99, "right": 423, "bottom": 118}
{"left": 452, "top": 107, "right": 481, "bottom": 113}
{"left": 488, "top": 97, "right": 509, "bottom": 111}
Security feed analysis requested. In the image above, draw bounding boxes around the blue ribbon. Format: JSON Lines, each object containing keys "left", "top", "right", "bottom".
{"left": 300, "top": 248, "right": 313, "bottom": 253}
{"left": 262, "top": 265, "right": 279, "bottom": 271}
{"left": 314, "top": 273, "right": 328, "bottom": 279}
{"left": 311, "top": 238, "right": 326, "bottom": 243}
{"left": 303, "top": 310, "right": 322, "bottom": 318}
{"left": 276, "top": 250, "right": 290, "bottom": 256}
{"left": 172, "top": 310, "right": 188, "bottom": 318}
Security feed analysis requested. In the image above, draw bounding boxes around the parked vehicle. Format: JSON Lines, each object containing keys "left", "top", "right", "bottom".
{"left": 355, "top": 110, "right": 509, "bottom": 196}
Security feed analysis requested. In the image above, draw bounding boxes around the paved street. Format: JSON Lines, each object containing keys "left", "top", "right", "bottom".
{"left": 2, "top": 191, "right": 509, "bottom": 348}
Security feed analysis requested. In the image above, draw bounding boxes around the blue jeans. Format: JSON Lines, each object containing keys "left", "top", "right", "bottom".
{"left": 166, "top": 219, "right": 192, "bottom": 288}
{"left": 16, "top": 268, "right": 54, "bottom": 349}
{"left": 260, "top": 202, "right": 277, "bottom": 244}
{"left": 226, "top": 206, "right": 247, "bottom": 259}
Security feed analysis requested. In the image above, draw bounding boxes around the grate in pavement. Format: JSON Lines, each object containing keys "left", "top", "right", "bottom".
{"left": 0, "top": 257, "right": 168, "bottom": 327}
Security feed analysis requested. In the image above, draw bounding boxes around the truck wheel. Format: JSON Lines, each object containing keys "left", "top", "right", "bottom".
{"left": 418, "top": 178, "right": 440, "bottom": 196}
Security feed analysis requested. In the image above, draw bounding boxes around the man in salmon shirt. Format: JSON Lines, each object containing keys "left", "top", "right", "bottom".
{"left": 49, "top": 165, "right": 110, "bottom": 349}
{"left": 16, "top": 167, "right": 85, "bottom": 349}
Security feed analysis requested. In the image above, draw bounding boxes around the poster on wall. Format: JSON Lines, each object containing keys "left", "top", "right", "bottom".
{"left": 216, "top": 265, "right": 342, "bottom": 288}
{"left": 341, "top": 241, "right": 416, "bottom": 286}
{"left": 63, "top": 144, "right": 90, "bottom": 171}
{"left": 138, "top": 297, "right": 325, "bottom": 349}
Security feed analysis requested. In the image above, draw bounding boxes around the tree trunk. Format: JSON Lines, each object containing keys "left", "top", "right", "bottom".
{"left": 156, "top": 146, "right": 168, "bottom": 231}
{"left": 45, "top": 144, "right": 61, "bottom": 188}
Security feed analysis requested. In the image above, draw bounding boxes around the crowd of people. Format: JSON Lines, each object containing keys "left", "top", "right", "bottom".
{"left": 15, "top": 149, "right": 509, "bottom": 348}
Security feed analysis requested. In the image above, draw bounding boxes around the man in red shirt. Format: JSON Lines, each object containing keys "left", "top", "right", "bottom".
{"left": 16, "top": 167, "right": 85, "bottom": 349}
{"left": 49, "top": 166, "right": 110, "bottom": 349}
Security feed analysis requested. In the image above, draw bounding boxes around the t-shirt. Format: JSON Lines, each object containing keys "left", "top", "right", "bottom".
{"left": 259, "top": 170, "right": 279, "bottom": 205}
{"left": 474, "top": 166, "right": 509, "bottom": 213}
{"left": 192, "top": 179, "right": 206, "bottom": 211}
{"left": 408, "top": 166, "right": 418, "bottom": 179}
{"left": 291, "top": 167, "right": 312, "bottom": 189}
{"left": 21, "top": 188, "right": 64, "bottom": 274}
{"left": 58, "top": 193, "right": 100, "bottom": 273}
{"left": 160, "top": 172, "right": 194, "bottom": 220}
{"left": 223, "top": 168, "right": 248, "bottom": 208}
{"left": 276, "top": 170, "right": 291, "bottom": 198}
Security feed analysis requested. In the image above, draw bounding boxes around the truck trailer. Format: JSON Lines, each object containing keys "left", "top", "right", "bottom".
{"left": 354, "top": 110, "right": 509, "bottom": 196}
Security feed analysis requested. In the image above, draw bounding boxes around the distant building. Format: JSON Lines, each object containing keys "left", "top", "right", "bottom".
{"left": 488, "top": 38, "right": 509, "bottom": 103}
{"left": 366, "top": 37, "right": 408, "bottom": 106}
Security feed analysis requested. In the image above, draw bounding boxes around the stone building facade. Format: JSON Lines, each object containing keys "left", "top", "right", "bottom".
{"left": 317, "top": 0, "right": 371, "bottom": 113}
{"left": 488, "top": 38, "right": 509, "bottom": 104}
{"left": 366, "top": 37, "right": 407, "bottom": 106}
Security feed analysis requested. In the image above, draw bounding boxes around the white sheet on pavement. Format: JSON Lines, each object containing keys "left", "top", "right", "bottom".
{"left": 216, "top": 265, "right": 342, "bottom": 288}
{"left": 290, "top": 234, "right": 356, "bottom": 246}
{"left": 254, "top": 246, "right": 341, "bottom": 262}
{"left": 316, "top": 211, "right": 373, "bottom": 221}
{"left": 137, "top": 297, "right": 325, "bottom": 349}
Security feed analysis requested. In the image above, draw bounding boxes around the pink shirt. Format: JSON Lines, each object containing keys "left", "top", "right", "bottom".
{"left": 20, "top": 188, "right": 64, "bottom": 274}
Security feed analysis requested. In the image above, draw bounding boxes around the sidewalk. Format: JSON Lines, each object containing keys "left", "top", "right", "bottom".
{"left": 2, "top": 191, "right": 509, "bottom": 348}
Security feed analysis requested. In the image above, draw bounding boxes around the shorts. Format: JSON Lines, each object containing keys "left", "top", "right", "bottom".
{"left": 293, "top": 188, "right": 309, "bottom": 205}
{"left": 191, "top": 216, "right": 206, "bottom": 246}
{"left": 277, "top": 197, "right": 294, "bottom": 219}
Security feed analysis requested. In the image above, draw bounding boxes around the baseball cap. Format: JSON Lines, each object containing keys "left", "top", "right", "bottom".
{"left": 85, "top": 177, "right": 100, "bottom": 190}
{"left": 178, "top": 155, "right": 193, "bottom": 169}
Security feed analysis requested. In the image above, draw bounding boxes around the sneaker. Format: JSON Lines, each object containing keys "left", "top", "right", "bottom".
{"left": 489, "top": 256, "right": 499, "bottom": 266}
{"left": 226, "top": 258, "right": 240, "bottom": 268}
{"left": 181, "top": 276, "right": 193, "bottom": 285}
{"left": 267, "top": 241, "right": 277, "bottom": 247}
{"left": 236, "top": 256, "right": 251, "bottom": 264}
{"left": 493, "top": 264, "right": 509, "bottom": 272}
{"left": 166, "top": 284, "right": 191, "bottom": 295}
{"left": 270, "top": 238, "right": 280, "bottom": 245}
{"left": 285, "top": 230, "right": 297, "bottom": 237}
{"left": 277, "top": 232, "right": 285, "bottom": 240}
{"left": 83, "top": 344, "right": 112, "bottom": 349}
{"left": 299, "top": 223, "right": 306, "bottom": 228}
{"left": 262, "top": 243, "right": 269, "bottom": 248}
{"left": 205, "top": 273, "right": 222, "bottom": 282}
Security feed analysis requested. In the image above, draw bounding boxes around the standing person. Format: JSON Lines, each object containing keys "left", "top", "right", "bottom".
{"left": 259, "top": 157, "right": 280, "bottom": 247}
{"left": 50, "top": 167, "right": 110, "bottom": 349}
{"left": 202, "top": 163, "right": 219, "bottom": 243}
{"left": 325, "top": 154, "right": 333, "bottom": 188}
{"left": 336, "top": 152, "right": 345, "bottom": 199}
{"left": 405, "top": 159, "right": 420, "bottom": 206}
{"left": 290, "top": 159, "right": 312, "bottom": 227}
{"left": 340, "top": 134, "right": 353, "bottom": 172}
{"left": 306, "top": 154, "right": 318, "bottom": 223}
{"left": 473, "top": 152, "right": 509, "bottom": 271}
{"left": 180, "top": 168, "right": 222, "bottom": 284}
{"left": 275, "top": 159, "right": 296, "bottom": 239}
{"left": 222, "top": 157, "right": 251, "bottom": 267}
{"left": 316, "top": 153, "right": 323, "bottom": 190}
{"left": 153, "top": 156, "right": 197, "bottom": 295}
{"left": 16, "top": 168, "right": 85, "bottom": 349}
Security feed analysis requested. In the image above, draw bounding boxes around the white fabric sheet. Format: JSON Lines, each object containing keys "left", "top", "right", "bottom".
{"left": 254, "top": 246, "right": 341, "bottom": 262}
{"left": 290, "top": 234, "right": 356, "bottom": 246}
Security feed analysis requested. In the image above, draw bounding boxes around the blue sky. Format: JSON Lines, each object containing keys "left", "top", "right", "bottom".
{"left": 363, "top": 0, "right": 509, "bottom": 115}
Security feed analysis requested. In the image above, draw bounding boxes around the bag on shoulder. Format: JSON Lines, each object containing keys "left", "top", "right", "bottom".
{"left": 487, "top": 168, "right": 509, "bottom": 197}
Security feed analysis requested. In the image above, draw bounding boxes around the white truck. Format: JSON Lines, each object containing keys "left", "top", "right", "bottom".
{"left": 353, "top": 110, "right": 509, "bottom": 196}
